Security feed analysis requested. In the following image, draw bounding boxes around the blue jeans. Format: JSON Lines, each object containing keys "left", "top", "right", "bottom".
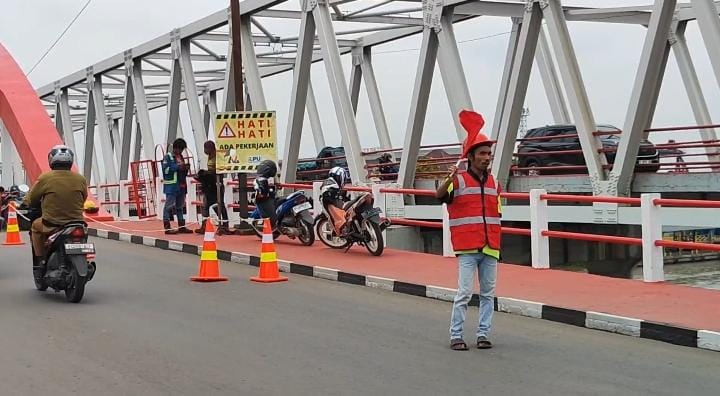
{"left": 163, "top": 192, "right": 186, "bottom": 222}
{"left": 449, "top": 252, "right": 497, "bottom": 340}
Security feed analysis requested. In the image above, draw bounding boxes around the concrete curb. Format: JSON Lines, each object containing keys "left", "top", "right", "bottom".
{"left": 89, "top": 228, "right": 719, "bottom": 353}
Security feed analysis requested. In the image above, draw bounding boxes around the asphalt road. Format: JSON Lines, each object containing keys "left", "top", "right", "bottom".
{"left": 0, "top": 237, "right": 718, "bottom": 396}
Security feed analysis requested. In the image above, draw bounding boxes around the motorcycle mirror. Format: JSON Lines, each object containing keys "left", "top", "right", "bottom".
{"left": 18, "top": 184, "right": 30, "bottom": 193}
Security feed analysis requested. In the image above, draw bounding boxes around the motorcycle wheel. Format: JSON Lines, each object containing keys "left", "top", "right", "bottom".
{"left": 362, "top": 220, "right": 384, "bottom": 256}
{"left": 298, "top": 219, "right": 315, "bottom": 246}
{"left": 64, "top": 266, "right": 86, "bottom": 303}
{"left": 250, "top": 219, "right": 281, "bottom": 240}
{"left": 315, "top": 216, "right": 349, "bottom": 249}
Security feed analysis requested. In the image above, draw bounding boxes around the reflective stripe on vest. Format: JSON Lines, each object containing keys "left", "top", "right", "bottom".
{"left": 447, "top": 172, "right": 502, "bottom": 251}
{"left": 456, "top": 173, "right": 498, "bottom": 197}
{"left": 163, "top": 158, "right": 178, "bottom": 185}
{"left": 454, "top": 186, "right": 497, "bottom": 197}
{"left": 448, "top": 216, "right": 502, "bottom": 227}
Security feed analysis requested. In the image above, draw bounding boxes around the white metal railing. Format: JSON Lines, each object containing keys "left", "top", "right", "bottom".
{"left": 97, "top": 179, "right": 720, "bottom": 283}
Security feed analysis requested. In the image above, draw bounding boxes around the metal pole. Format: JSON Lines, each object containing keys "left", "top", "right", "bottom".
{"left": 230, "top": 0, "right": 248, "bottom": 228}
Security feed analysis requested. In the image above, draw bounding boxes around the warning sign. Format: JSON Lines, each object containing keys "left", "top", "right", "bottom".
{"left": 213, "top": 111, "right": 277, "bottom": 174}
{"left": 218, "top": 122, "right": 236, "bottom": 138}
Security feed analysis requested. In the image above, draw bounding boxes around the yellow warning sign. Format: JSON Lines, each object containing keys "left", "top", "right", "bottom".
{"left": 214, "top": 111, "right": 277, "bottom": 174}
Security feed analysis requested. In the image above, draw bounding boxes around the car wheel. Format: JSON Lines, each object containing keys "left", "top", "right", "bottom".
{"left": 525, "top": 159, "right": 542, "bottom": 176}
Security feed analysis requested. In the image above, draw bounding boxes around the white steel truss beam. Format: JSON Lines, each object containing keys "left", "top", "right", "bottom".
{"left": 361, "top": 47, "right": 392, "bottom": 148}
{"left": 90, "top": 74, "right": 119, "bottom": 186}
{"left": 306, "top": 80, "right": 327, "bottom": 151}
{"left": 491, "top": 1, "right": 543, "bottom": 189}
{"left": 610, "top": 0, "right": 678, "bottom": 196}
{"left": 242, "top": 16, "right": 268, "bottom": 109}
{"left": 436, "top": 7, "right": 473, "bottom": 141}
{"left": 313, "top": 0, "right": 366, "bottom": 184}
{"left": 491, "top": 17, "right": 521, "bottom": 140}
{"left": 541, "top": 0, "right": 607, "bottom": 193}
{"left": 691, "top": 0, "right": 720, "bottom": 91}
{"left": 671, "top": 20, "right": 720, "bottom": 158}
{"left": 128, "top": 55, "right": 158, "bottom": 162}
{"left": 203, "top": 90, "right": 219, "bottom": 134}
{"left": 81, "top": 87, "right": 102, "bottom": 183}
{"left": 535, "top": 25, "right": 570, "bottom": 124}
{"left": 398, "top": 28, "right": 439, "bottom": 188}
{"left": 119, "top": 74, "right": 135, "bottom": 180}
{"left": 165, "top": 33, "right": 183, "bottom": 146}
{"left": 349, "top": 47, "right": 363, "bottom": 114}
{"left": 179, "top": 37, "right": 209, "bottom": 168}
{"left": 110, "top": 117, "right": 122, "bottom": 167}
{"left": 280, "top": 9, "right": 315, "bottom": 185}
{"left": 55, "top": 86, "right": 77, "bottom": 152}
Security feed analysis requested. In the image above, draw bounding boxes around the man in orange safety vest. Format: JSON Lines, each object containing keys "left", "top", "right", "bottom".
{"left": 436, "top": 110, "right": 502, "bottom": 351}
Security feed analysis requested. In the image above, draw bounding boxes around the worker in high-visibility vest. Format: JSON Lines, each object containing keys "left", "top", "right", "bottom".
{"left": 436, "top": 110, "right": 501, "bottom": 351}
{"left": 162, "top": 138, "right": 192, "bottom": 235}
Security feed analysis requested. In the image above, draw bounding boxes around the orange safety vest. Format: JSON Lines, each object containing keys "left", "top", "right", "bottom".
{"left": 447, "top": 171, "right": 501, "bottom": 251}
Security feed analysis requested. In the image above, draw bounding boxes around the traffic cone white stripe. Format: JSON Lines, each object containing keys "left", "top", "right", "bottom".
{"left": 204, "top": 231, "right": 215, "bottom": 241}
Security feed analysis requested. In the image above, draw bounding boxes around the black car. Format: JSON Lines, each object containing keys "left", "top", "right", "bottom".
{"left": 516, "top": 124, "right": 660, "bottom": 175}
{"left": 296, "top": 146, "right": 349, "bottom": 181}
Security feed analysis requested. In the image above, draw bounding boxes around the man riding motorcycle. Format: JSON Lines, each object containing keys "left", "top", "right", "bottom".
{"left": 320, "top": 166, "right": 351, "bottom": 235}
{"left": 22, "top": 145, "right": 88, "bottom": 275}
{"left": 253, "top": 160, "right": 278, "bottom": 228}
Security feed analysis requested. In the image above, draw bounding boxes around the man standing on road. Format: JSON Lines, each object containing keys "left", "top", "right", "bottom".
{"left": 194, "top": 140, "right": 232, "bottom": 235}
{"left": 162, "top": 138, "right": 192, "bottom": 235}
{"left": 436, "top": 110, "right": 501, "bottom": 351}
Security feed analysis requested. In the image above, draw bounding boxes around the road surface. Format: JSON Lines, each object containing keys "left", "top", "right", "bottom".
{"left": 0, "top": 237, "right": 718, "bottom": 395}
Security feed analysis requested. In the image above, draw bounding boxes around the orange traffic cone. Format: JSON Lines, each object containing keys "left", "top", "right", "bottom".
{"left": 3, "top": 202, "right": 25, "bottom": 246}
{"left": 190, "top": 220, "right": 228, "bottom": 282}
{"left": 251, "top": 218, "right": 288, "bottom": 283}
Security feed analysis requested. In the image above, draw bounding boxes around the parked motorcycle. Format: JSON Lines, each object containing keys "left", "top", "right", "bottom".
{"left": 314, "top": 181, "right": 390, "bottom": 256}
{"left": 18, "top": 202, "right": 97, "bottom": 303}
{"left": 249, "top": 190, "right": 315, "bottom": 246}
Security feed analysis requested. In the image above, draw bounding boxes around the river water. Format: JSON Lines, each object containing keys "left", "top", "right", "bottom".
{"left": 631, "top": 260, "right": 720, "bottom": 290}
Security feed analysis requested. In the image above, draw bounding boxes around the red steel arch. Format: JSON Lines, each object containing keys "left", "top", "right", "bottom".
{"left": 0, "top": 43, "right": 111, "bottom": 220}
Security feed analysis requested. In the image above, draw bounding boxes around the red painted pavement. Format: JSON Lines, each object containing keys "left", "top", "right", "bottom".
{"left": 94, "top": 219, "right": 720, "bottom": 332}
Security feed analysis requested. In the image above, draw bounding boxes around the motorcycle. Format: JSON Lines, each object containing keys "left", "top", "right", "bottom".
{"left": 249, "top": 190, "right": 315, "bottom": 246}
{"left": 18, "top": 202, "right": 97, "bottom": 303}
{"left": 314, "top": 183, "right": 390, "bottom": 256}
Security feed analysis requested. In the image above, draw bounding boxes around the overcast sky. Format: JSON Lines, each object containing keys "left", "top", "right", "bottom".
{"left": 1, "top": 0, "right": 715, "bottom": 161}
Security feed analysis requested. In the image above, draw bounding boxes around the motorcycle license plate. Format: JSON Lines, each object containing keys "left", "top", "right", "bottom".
{"left": 292, "top": 202, "right": 312, "bottom": 214}
{"left": 362, "top": 207, "right": 382, "bottom": 219}
{"left": 64, "top": 243, "right": 95, "bottom": 254}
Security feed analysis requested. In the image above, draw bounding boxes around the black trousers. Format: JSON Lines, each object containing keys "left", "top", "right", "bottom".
{"left": 203, "top": 184, "right": 229, "bottom": 227}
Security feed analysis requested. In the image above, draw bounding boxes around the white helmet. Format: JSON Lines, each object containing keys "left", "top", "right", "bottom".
{"left": 328, "top": 166, "right": 348, "bottom": 187}
{"left": 48, "top": 144, "right": 74, "bottom": 170}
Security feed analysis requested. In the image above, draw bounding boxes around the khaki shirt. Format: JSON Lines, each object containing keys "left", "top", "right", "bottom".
{"left": 24, "top": 170, "right": 88, "bottom": 226}
{"left": 207, "top": 155, "right": 216, "bottom": 172}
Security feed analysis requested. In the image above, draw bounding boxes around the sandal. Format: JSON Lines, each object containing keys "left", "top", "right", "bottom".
{"left": 477, "top": 336, "right": 493, "bottom": 349}
{"left": 450, "top": 338, "right": 468, "bottom": 351}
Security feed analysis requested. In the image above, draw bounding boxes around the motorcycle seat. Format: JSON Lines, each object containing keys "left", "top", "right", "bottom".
{"left": 343, "top": 194, "right": 365, "bottom": 210}
{"left": 45, "top": 221, "right": 88, "bottom": 246}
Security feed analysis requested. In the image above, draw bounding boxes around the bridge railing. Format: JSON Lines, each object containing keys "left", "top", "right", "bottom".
{"left": 99, "top": 177, "right": 720, "bottom": 283}
{"left": 298, "top": 123, "right": 720, "bottom": 180}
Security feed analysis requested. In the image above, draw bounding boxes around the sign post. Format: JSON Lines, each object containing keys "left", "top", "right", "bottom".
{"left": 214, "top": 111, "right": 278, "bottom": 223}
